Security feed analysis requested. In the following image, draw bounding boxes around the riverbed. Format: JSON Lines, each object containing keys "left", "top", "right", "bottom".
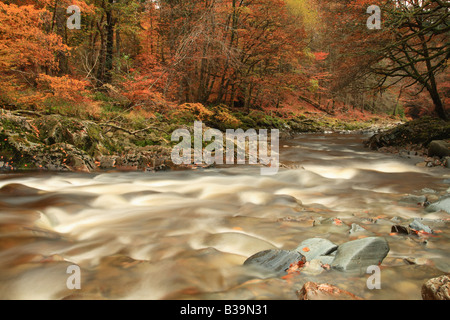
{"left": 0, "top": 133, "right": 449, "bottom": 300}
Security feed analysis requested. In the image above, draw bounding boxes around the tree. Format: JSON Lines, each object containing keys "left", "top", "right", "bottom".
{"left": 0, "top": 2, "right": 68, "bottom": 103}
{"left": 372, "top": 0, "right": 449, "bottom": 120}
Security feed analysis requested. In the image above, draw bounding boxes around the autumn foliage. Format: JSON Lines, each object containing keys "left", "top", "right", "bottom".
{"left": 0, "top": 0, "right": 447, "bottom": 120}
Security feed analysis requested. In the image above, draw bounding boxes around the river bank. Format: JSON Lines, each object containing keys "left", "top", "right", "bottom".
{"left": 0, "top": 107, "right": 401, "bottom": 173}
{"left": 365, "top": 117, "right": 450, "bottom": 169}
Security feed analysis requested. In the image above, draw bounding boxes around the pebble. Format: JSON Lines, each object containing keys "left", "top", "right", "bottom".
{"left": 301, "top": 259, "right": 325, "bottom": 276}
{"left": 349, "top": 223, "right": 367, "bottom": 234}
{"left": 404, "top": 257, "right": 432, "bottom": 266}
{"left": 409, "top": 218, "right": 433, "bottom": 234}
{"left": 315, "top": 255, "right": 335, "bottom": 266}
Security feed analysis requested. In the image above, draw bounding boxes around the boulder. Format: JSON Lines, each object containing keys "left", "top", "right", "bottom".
{"left": 297, "top": 282, "right": 363, "bottom": 300}
{"left": 428, "top": 140, "right": 450, "bottom": 158}
{"left": 422, "top": 275, "right": 450, "bottom": 300}
{"left": 331, "top": 237, "right": 390, "bottom": 273}
{"left": 243, "top": 249, "right": 305, "bottom": 275}
{"left": 296, "top": 238, "right": 338, "bottom": 261}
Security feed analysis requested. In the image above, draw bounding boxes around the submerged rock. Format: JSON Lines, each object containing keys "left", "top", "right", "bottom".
{"left": 422, "top": 275, "right": 450, "bottom": 300}
{"left": 315, "top": 255, "right": 335, "bottom": 266}
{"left": 243, "top": 249, "right": 305, "bottom": 275}
{"left": 301, "top": 259, "right": 325, "bottom": 276}
{"left": 295, "top": 238, "right": 338, "bottom": 261}
{"left": 349, "top": 223, "right": 371, "bottom": 235}
{"left": 399, "top": 195, "right": 427, "bottom": 205}
{"left": 297, "top": 282, "right": 363, "bottom": 300}
{"left": 331, "top": 237, "right": 390, "bottom": 273}
{"left": 409, "top": 218, "right": 434, "bottom": 234}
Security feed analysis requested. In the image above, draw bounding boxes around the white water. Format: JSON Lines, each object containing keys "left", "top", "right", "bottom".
{"left": 0, "top": 134, "right": 449, "bottom": 300}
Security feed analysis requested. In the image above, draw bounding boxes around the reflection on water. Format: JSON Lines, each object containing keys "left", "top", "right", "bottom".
{"left": 0, "top": 133, "right": 449, "bottom": 300}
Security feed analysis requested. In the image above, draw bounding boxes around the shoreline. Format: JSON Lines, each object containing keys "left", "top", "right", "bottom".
{"left": 0, "top": 107, "right": 434, "bottom": 174}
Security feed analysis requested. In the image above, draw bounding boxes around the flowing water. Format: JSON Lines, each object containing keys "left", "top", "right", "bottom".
{"left": 0, "top": 133, "right": 449, "bottom": 300}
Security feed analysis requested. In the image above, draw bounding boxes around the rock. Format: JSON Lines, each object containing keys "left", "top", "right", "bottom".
{"left": 297, "top": 282, "right": 363, "bottom": 300}
{"left": 314, "top": 217, "right": 347, "bottom": 227}
{"left": 421, "top": 188, "right": 436, "bottom": 194}
{"left": 331, "top": 237, "right": 390, "bottom": 273}
{"left": 426, "top": 197, "right": 450, "bottom": 214}
{"left": 390, "top": 216, "right": 402, "bottom": 223}
{"left": 301, "top": 259, "right": 325, "bottom": 276}
{"left": 391, "top": 225, "right": 412, "bottom": 235}
{"left": 445, "top": 157, "right": 450, "bottom": 168}
{"left": 399, "top": 194, "right": 427, "bottom": 205}
{"left": 409, "top": 218, "right": 433, "bottom": 234}
{"left": 349, "top": 223, "right": 368, "bottom": 235}
{"left": 416, "top": 162, "right": 427, "bottom": 167}
{"left": 99, "top": 156, "right": 117, "bottom": 169}
{"left": 243, "top": 250, "right": 305, "bottom": 275}
{"left": 316, "top": 255, "right": 335, "bottom": 266}
{"left": 296, "top": 238, "right": 338, "bottom": 261}
{"left": 428, "top": 140, "right": 450, "bottom": 158}
{"left": 422, "top": 275, "right": 450, "bottom": 300}
{"left": 404, "top": 257, "right": 432, "bottom": 266}
{"left": 105, "top": 131, "right": 114, "bottom": 138}
{"left": 426, "top": 194, "right": 439, "bottom": 203}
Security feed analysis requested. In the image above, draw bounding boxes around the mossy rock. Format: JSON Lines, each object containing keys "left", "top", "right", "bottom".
{"left": 365, "top": 117, "right": 450, "bottom": 149}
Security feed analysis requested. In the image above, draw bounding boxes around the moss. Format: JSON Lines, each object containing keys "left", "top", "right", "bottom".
{"left": 0, "top": 132, "right": 36, "bottom": 170}
{"left": 366, "top": 116, "right": 450, "bottom": 149}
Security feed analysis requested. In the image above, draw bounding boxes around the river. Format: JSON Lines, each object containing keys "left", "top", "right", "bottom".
{"left": 0, "top": 133, "right": 449, "bottom": 300}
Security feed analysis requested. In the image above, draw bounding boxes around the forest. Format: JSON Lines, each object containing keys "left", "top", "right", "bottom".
{"left": 1, "top": 0, "right": 450, "bottom": 302}
{"left": 0, "top": 0, "right": 448, "bottom": 126}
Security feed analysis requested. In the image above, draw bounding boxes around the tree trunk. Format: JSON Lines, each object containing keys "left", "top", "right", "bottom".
{"left": 104, "top": 0, "right": 115, "bottom": 84}
{"left": 428, "top": 85, "right": 448, "bottom": 121}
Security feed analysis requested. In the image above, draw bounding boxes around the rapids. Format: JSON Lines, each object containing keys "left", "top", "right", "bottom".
{"left": 0, "top": 133, "right": 449, "bottom": 300}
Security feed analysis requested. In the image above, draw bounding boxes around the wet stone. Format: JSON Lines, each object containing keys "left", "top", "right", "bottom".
{"left": 243, "top": 249, "right": 305, "bottom": 275}
{"left": 425, "top": 197, "right": 450, "bottom": 214}
{"left": 391, "top": 225, "right": 412, "bottom": 235}
{"left": 409, "top": 218, "right": 433, "bottom": 234}
{"left": 422, "top": 275, "right": 450, "bottom": 300}
{"left": 316, "top": 255, "right": 335, "bottom": 266}
{"left": 301, "top": 259, "right": 325, "bottom": 276}
{"left": 331, "top": 237, "right": 390, "bottom": 273}
{"left": 296, "top": 238, "right": 338, "bottom": 261}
